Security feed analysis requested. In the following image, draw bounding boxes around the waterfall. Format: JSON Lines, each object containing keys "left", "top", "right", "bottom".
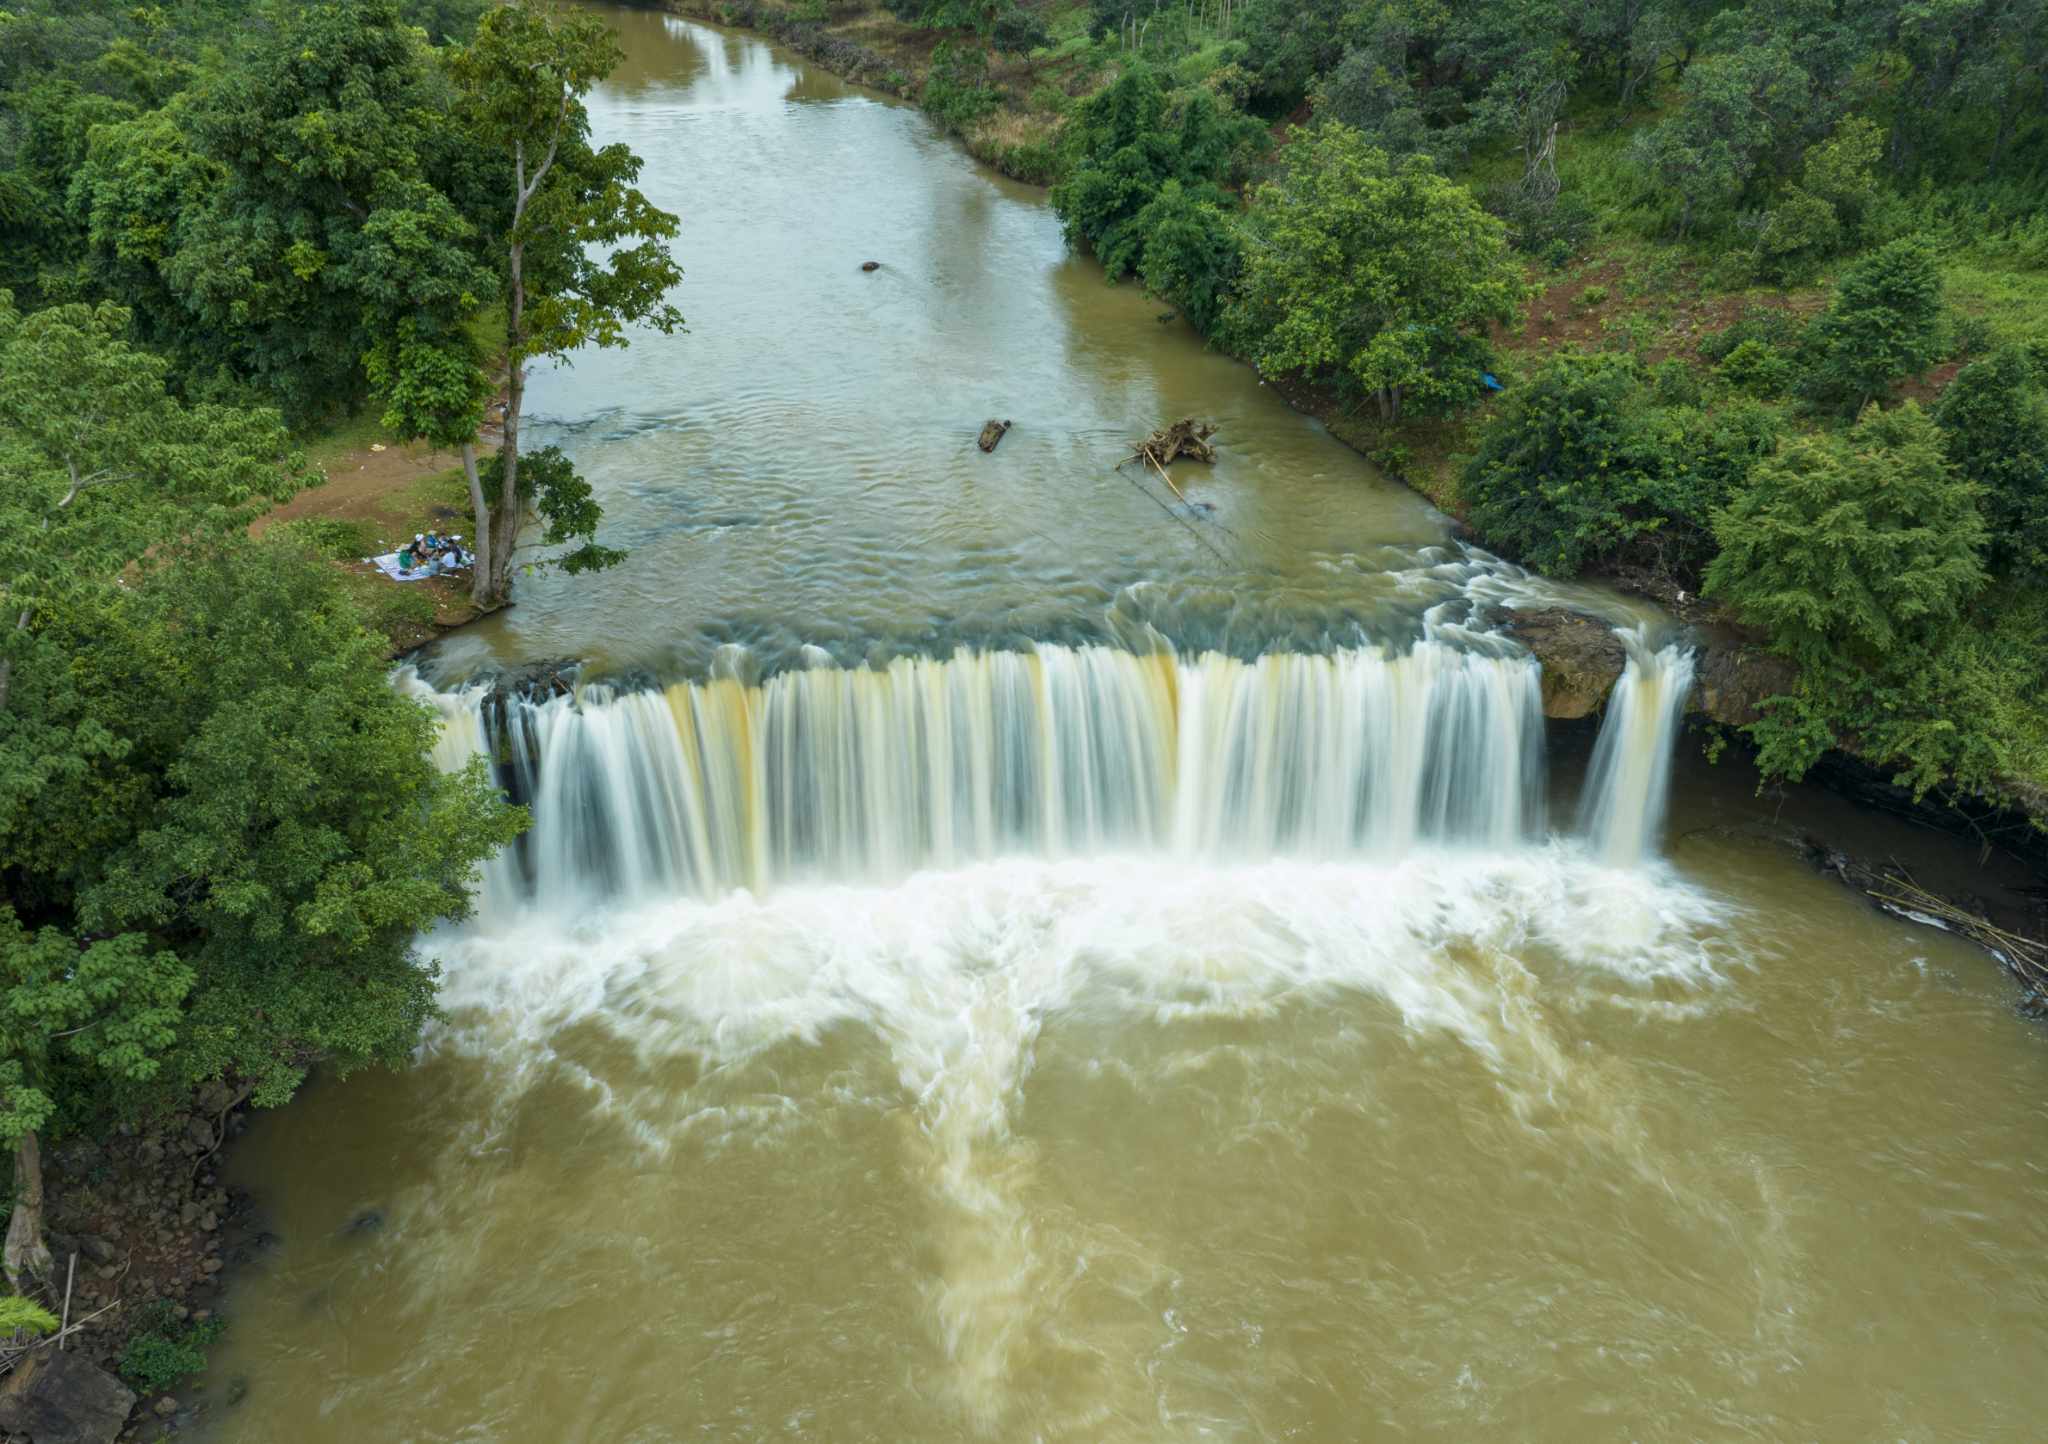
{"left": 408, "top": 640, "right": 1550, "bottom": 906}
{"left": 1578, "top": 631, "right": 1696, "bottom": 865}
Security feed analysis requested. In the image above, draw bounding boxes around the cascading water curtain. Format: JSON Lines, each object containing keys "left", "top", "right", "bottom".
{"left": 406, "top": 640, "right": 1550, "bottom": 905}
{"left": 1576, "top": 630, "right": 1697, "bottom": 865}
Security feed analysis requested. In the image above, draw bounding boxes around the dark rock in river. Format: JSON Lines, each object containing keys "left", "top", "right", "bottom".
{"left": 1501, "top": 609, "right": 1626, "bottom": 719}
{"left": 0, "top": 1349, "right": 136, "bottom": 1444}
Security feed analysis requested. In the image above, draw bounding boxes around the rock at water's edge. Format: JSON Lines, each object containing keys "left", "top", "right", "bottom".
{"left": 0, "top": 1349, "right": 137, "bottom": 1444}
{"left": 1501, "top": 609, "right": 1626, "bottom": 719}
{"left": 1692, "top": 641, "right": 1799, "bottom": 727}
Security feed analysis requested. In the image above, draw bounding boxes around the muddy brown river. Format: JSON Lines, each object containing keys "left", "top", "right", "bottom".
{"left": 201, "top": 10, "right": 2048, "bottom": 1441}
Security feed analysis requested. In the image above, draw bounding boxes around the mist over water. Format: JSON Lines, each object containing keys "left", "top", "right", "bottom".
{"left": 200, "top": 10, "right": 2048, "bottom": 1442}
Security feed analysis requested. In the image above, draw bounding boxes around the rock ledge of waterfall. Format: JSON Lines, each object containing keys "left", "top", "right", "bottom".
{"left": 1503, "top": 608, "right": 1802, "bottom": 729}
{"left": 1500, "top": 610, "right": 1626, "bottom": 719}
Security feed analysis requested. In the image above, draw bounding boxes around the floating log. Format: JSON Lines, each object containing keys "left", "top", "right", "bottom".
{"left": 1130, "top": 418, "right": 1218, "bottom": 468}
{"left": 977, "top": 418, "right": 1011, "bottom": 453}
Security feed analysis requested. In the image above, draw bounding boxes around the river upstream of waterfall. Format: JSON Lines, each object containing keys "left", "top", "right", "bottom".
{"left": 200, "top": 9, "right": 2048, "bottom": 1441}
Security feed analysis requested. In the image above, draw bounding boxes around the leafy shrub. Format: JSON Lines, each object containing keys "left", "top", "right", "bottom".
{"left": 275, "top": 516, "right": 376, "bottom": 560}
{"left": 1649, "top": 358, "right": 1703, "bottom": 408}
{"left": 1717, "top": 339, "right": 1793, "bottom": 397}
{"left": 1462, "top": 351, "right": 1756, "bottom": 582}
{"left": 1706, "top": 402, "right": 1986, "bottom": 666}
{"left": 0, "top": 1295, "right": 59, "bottom": 1338}
{"left": 1935, "top": 347, "right": 2048, "bottom": 574}
{"left": 118, "top": 1302, "right": 226, "bottom": 1394}
{"left": 1049, "top": 64, "right": 1263, "bottom": 332}
{"left": 1130, "top": 179, "right": 1242, "bottom": 334}
{"left": 1797, "top": 237, "right": 1946, "bottom": 414}
{"left": 1698, "top": 304, "right": 1807, "bottom": 365}
{"left": 922, "top": 41, "right": 997, "bottom": 135}
{"left": 1753, "top": 185, "right": 1841, "bottom": 282}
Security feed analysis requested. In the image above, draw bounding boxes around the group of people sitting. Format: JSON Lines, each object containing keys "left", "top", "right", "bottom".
{"left": 398, "top": 530, "right": 473, "bottom": 577}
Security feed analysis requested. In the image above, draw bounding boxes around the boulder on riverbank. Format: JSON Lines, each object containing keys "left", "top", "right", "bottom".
{"left": 0, "top": 1348, "right": 135, "bottom": 1444}
{"left": 1500, "top": 609, "right": 1626, "bottom": 719}
{"left": 1692, "top": 639, "right": 1799, "bottom": 727}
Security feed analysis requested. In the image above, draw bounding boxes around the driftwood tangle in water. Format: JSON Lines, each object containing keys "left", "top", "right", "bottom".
{"left": 1132, "top": 418, "right": 1217, "bottom": 467}
{"left": 1808, "top": 840, "right": 2048, "bottom": 1011}
{"left": 978, "top": 419, "right": 1011, "bottom": 452}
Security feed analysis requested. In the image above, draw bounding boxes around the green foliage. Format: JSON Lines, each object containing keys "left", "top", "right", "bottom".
{"left": 1463, "top": 350, "right": 1776, "bottom": 583}
{"left": 886, "top": 0, "right": 1046, "bottom": 53}
{"left": 479, "top": 446, "right": 624, "bottom": 577}
{"left": 1628, "top": 43, "right": 1812, "bottom": 237}
{"left": 273, "top": 517, "right": 379, "bottom": 562}
{"left": 1226, "top": 127, "right": 1525, "bottom": 420}
{"left": 1129, "top": 179, "right": 1241, "bottom": 335}
{"left": 1717, "top": 339, "right": 1793, "bottom": 398}
{"left": 1797, "top": 238, "right": 1946, "bottom": 413}
{"left": 1049, "top": 64, "right": 1261, "bottom": 333}
{"left": 1935, "top": 347, "right": 2048, "bottom": 575}
{"left": 72, "top": 0, "right": 489, "bottom": 422}
{"left": 117, "top": 1301, "right": 224, "bottom": 1393}
{"left": 2, "top": 294, "right": 521, "bottom": 1157}
{"left": 1706, "top": 403, "right": 1986, "bottom": 667}
{"left": 922, "top": 40, "right": 997, "bottom": 134}
{"left": 0, "top": 1295, "right": 58, "bottom": 1337}
{"left": 1698, "top": 304, "right": 1807, "bottom": 365}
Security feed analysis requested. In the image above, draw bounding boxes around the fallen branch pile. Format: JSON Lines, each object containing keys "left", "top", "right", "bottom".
{"left": 1810, "top": 842, "right": 2048, "bottom": 1011}
{"left": 1129, "top": 418, "right": 1217, "bottom": 468}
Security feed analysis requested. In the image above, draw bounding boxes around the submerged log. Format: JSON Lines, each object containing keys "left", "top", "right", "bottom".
{"left": 977, "top": 418, "right": 1011, "bottom": 453}
{"left": 1131, "top": 418, "right": 1218, "bottom": 467}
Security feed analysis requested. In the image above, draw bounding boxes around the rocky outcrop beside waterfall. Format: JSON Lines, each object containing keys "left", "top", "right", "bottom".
{"left": 1502, "top": 608, "right": 1797, "bottom": 729}
{"left": 1499, "top": 610, "right": 1627, "bottom": 719}
{"left": 1690, "top": 637, "right": 1799, "bottom": 727}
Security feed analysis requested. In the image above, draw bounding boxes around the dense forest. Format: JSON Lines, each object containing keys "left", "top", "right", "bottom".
{"left": 0, "top": 0, "right": 683, "bottom": 1329}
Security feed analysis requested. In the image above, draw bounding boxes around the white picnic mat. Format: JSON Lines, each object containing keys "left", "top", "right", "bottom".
{"left": 369, "top": 552, "right": 440, "bottom": 582}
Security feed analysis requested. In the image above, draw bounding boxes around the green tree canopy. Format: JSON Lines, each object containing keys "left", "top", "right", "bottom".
{"left": 1224, "top": 126, "right": 1526, "bottom": 420}
{"left": 1797, "top": 237, "right": 1946, "bottom": 414}
{"left": 1934, "top": 346, "right": 2048, "bottom": 576}
{"left": 1463, "top": 349, "right": 1778, "bottom": 582}
{"left": 446, "top": 0, "right": 683, "bottom": 609}
{"left": 1705, "top": 402, "right": 1987, "bottom": 666}
{"left": 1, "top": 289, "right": 518, "bottom": 1289}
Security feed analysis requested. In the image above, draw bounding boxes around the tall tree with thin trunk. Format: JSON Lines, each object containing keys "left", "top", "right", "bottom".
{"left": 449, "top": 2, "right": 682, "bottom": 611}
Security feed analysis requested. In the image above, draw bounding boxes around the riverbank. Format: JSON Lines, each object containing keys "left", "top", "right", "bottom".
{"left": 661, "top": 0, "right": 1081, "bottom": 181}
{"left": 256, "top": 422, "right": 492, "bottom": 658}
{"left": 2, "top": 1093, "right": 263, "bottom": 1442}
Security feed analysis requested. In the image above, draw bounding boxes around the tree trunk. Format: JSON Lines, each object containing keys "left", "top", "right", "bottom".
{"left": 4, "top": 1129, "right": 52, "bottom": 1295}
{"left": 462, "top": 441, "right": 494, "bottom": 612}
{"left": 483, "top": 239, "right": 527, "bottom": 610}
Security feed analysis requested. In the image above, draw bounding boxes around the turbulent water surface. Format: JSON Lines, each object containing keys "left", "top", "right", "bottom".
{"left": 203, "top": 10, "right": 2048, "bottom": 1442}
